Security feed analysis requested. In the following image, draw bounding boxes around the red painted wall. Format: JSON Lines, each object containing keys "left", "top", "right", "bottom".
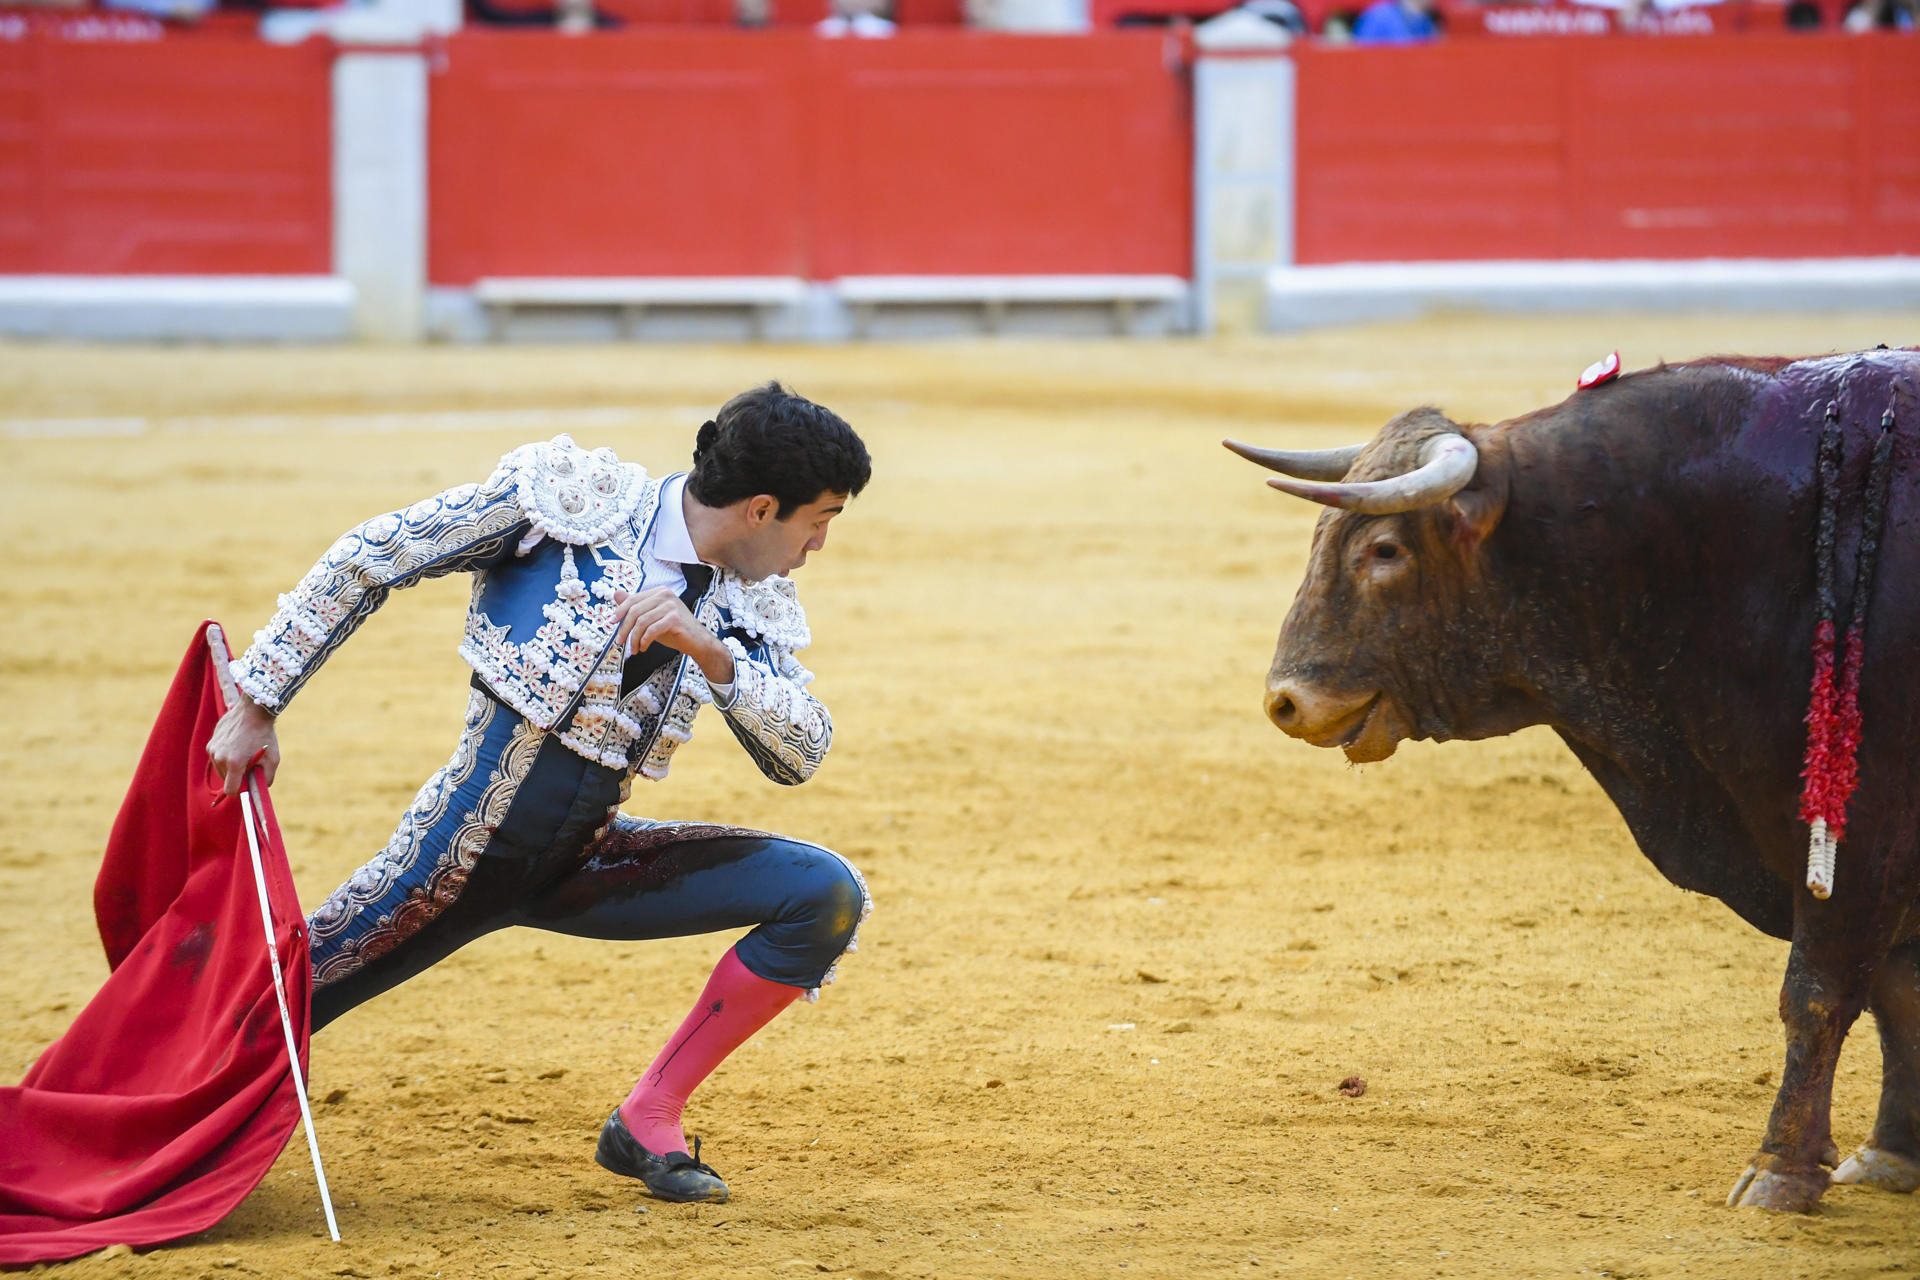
{"left": 0, "top": 34, "right": 332, "bottom": 275}
{"left": 1, "top": 29, "right": 1906, "bottom": 283}
{"left": 429, "top": 33, "right": 811, "bottom": 279}
{"left": 427, "top": 29, "right": 1191, "bottom": 284}
{"left": 1293, "top": 34, "right": 1920, "bottom": 264}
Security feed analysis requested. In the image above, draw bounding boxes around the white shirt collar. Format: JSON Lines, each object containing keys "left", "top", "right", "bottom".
{"left": 650, "top": 472, "right": 704, "bottom": 567}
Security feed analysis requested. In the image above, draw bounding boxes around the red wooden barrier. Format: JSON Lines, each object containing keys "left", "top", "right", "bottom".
{"left": 1294, "top": 33, "right": 1920, "bottom": 264}
{"left": 808, "top": 34, "right": 1190, "bottom": 275}
{"left": 0, "top": 33, "right": 331, "bottom": 275}
{"left": 3, "top": 26, "right": 1902, "bottom": 287}
{"left": 429, "top": 32, "right": 811, "bottom": 280}
{"left": 427, "top": 29, "right": 1190, "bottom": 283}
{"left": 891, "top": 0, "right": 967, "bottom": 25}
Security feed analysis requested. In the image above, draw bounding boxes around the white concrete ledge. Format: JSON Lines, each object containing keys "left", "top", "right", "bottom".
{"left": 1265, "top": 258, "right": 1920, "bottom": 331}
{"left": 0, "top": 276, "right": 356, "bottom": 341}
{"left": 474, "top": 276, "right": 809, "bottom": 341}
{"left": 474, "top": 276, "right": 810, "bottom": 306}
{"left": 835, "top": 274, "right": 1188, "bottom": 304}
{"left": 836, "top": 274, "right": 1189, "bottom": 337}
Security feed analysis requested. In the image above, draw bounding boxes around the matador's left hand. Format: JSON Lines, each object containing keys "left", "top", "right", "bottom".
{"left": 207, "top": 691, "right": 280, "bottom": 796}
{"left": 610, "top": 587, "right": 736, "bottom": 686}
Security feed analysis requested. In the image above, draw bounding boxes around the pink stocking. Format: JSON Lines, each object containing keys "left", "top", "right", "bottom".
{"left": 619, "top": 946, "right": 802, "bottom": 1157}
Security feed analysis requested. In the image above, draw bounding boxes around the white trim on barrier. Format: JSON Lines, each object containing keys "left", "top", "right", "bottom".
{"left": 0, "top": 276, "right": 355, "bottom": 341}
{"left": 473, "top": 276, "right": 810, "bottom": 342}
{"left": 0, "top": 277, "right": 354, "bottom": 304}
{"left": 463, "top": 274, "right": 1190, "bottom": 340}
{"left": 834, "top": 274, "right": 1189, "bottom": 337}
{"left": 1263, "top": 258, "right": 1920, "bottom": 331}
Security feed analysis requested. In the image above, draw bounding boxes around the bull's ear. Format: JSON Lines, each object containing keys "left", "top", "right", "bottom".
{"left": 1444, "top": 428, "right": 1509, "bottom": 552}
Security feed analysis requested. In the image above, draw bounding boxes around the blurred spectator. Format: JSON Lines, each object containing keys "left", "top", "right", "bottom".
{"left": 1194, "top": 1, "right": 1296, "bottom": 44}
{"left": 964, "top": 0, "right": 1088, "bottom": 30}
{"left": 817, "top": 0, "right": 896, "bottom": 33}
{"left": 1240, "top": 0, "right": 1307, "bottom": 32}
{"left": 1843, "top": 0, "right": 1913, "bottom": 27}
{"left": 467, "top": 0, "right": 618, "bottom": 25}
{"left": 100, "top": 0, "right": 214, "bottom": 19}
{"left": 1350, "top": 0, "right": 1434, "bottom": 39}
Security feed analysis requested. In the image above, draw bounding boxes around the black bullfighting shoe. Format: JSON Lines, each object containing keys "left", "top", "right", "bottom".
{"left": 594, "top": 1108, "right": 730, "bottom": 1204}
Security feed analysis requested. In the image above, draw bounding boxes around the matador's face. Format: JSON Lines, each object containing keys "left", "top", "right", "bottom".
{"left": 730, "top": 490, "right": 848, "bottom": 581}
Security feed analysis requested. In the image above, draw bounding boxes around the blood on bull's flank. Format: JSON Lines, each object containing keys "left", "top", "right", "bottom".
{"left": 1232, "top": 346, "right": 1920, "bottom": 1215}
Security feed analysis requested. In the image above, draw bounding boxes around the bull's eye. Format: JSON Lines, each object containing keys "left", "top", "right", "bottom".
{"left": 1373, "top": 543, "right": 1401, "bottom": 561}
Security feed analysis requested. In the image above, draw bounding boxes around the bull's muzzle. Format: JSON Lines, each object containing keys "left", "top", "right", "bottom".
{"left": 1264, "top": 678, "right": 1401, "bottom": 762}
{"left": 1265, "top": 679, "right": 1362, "bottom": 738}
{"left": 1264, "top": 682, "right": 1305, "bottom": 733}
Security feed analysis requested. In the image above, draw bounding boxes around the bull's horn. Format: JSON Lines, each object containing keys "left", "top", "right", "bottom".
{"left": 1264, "top": 433, "right": 1478, "bottom": 514}
{"left": 1222, "top": 439, "right": 1366, "bottom": 481}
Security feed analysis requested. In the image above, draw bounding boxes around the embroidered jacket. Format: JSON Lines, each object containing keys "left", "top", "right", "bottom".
{"left": 231, "top": 435, "right": 832, "bottom": 785}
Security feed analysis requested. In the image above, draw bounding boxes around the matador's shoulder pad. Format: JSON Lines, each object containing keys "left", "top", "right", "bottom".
{"left": 712, "top": 572, "right": 812, "bottom": 651}
{"left": 498, "top": 434, "right": 652, "bottom": 547}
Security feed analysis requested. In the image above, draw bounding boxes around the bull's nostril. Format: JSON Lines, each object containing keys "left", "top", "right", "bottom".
{"left": 1268, "top": 694, "right": 1296, "bottom": 726}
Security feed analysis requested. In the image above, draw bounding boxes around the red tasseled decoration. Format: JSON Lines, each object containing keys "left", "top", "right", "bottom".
{"left": 1798, "top": 399, "right": 1897, "bottom": 872}
{"left": 1799, "top": 619, "right": 1868, "bottom": 844}
{"left": 1798, "top": 619, "right": 1842, "bottom": 829}
{"left": 1828, "top": 626, "right": 1868, "bottom": 842}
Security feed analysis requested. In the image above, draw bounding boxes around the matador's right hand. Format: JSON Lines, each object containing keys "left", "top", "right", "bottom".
{"left": 207, "top": 692, "right": 281, "bottom": 796}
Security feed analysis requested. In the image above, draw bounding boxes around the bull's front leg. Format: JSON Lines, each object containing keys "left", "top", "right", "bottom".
{"left": 1728, "top": 922, "right": 1870, "bottom": 1212}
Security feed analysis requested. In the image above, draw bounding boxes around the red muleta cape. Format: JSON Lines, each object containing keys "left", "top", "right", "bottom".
{"left": 0, "top": 623, "right": 312, "bottom": 1266}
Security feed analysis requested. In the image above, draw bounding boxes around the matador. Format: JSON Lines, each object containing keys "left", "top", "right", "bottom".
{"left": 207, "top": 382, "right": 873, "bottom": 1205}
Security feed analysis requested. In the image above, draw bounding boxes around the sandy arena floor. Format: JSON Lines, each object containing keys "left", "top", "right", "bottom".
{"left": 4, "top": 312, "right": 1920, "bottom": 1279}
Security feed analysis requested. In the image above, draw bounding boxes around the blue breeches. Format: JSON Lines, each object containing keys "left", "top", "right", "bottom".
{"left": 304, "top": 690, "right": 868, "bottom": 1032}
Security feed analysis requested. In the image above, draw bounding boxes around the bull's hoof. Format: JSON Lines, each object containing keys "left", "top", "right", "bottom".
{"left": 1727, "top": 1163, "right": 1830, "bottom": 1213}
{"left": 1832, "top": 1146, "right": 1920, "bottom": 1193}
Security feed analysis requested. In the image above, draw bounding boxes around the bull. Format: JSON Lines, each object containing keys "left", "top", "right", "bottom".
{"left": 1231, "top": 348, "right": 1919, "bottom": 1213}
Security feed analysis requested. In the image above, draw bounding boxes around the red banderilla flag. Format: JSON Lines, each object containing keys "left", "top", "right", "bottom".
{"left": 0, "top": 622, "right": 314, "bottom": 1266}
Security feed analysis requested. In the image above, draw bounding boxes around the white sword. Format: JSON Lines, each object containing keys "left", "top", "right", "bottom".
{"left": 206, "top": 624, "right": 341, "bottom": 1244}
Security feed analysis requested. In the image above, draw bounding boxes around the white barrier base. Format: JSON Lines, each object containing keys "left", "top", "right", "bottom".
{"left": 0, "top": 276, "right": 356, "bottom": 342}
{"left": 432, "top": 276, "right": 1191, "bottom": 342}
{"left": 471, "top": 276, "right": 810, "bottom": 343}
{"left": 837, "top": 274, "right": 1188, "bottom": 338}
{"left": 1265, "top": 258, "right": 1920, "bottom": 331}
{"left": 16, "top": 261, "right": 1902, "bottom": 343}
